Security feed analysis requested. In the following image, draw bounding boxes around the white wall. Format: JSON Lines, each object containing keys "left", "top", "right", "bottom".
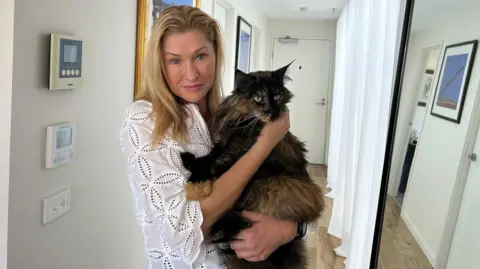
{"left": 7, "top": 0, "right": 144, "bottom": 268}
{"left": 265, "top": 19, "right": 337, "bottom": 67}
{"left": 266, "top": 19, "right": 337, "bottom": 164}
{"left": 397, "top": 5, "right": 480, "bottom": 266}
{"left": 411, "top": 48, "right": 441, "bottom": 136}
{"left": 0, "top": 0, "right": 14, "bottom": 268}
{"left": 201, "top": 0, "right": 268, "bottom": 95}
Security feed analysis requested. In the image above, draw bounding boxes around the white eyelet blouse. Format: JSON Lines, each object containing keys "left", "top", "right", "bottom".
{"left": 119, "top": 100, "right": 229, "bottom": 269}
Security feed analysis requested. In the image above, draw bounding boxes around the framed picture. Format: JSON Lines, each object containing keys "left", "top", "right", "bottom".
{"left": 134, "top": 0, "right": 201, "bottom": 97}
{"left": 430, "top": 40, "right": 478, "bottom": 123}
{"left": 234, "top": 16, "right": 253, "bottom": 73}
{"left": 419, "top": 69, "right": 434, "bottom": 102}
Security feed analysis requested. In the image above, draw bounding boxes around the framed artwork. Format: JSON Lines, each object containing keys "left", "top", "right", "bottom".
{"left": 134, "top": 0, "right": 201, "bottom": 97}
{"left": 234, "top": 16, "right": 253, "bottom": 73}
{"left": 430, "top": 40, "right": 478, "bottom": 123}
{"left": 419, "top": 69, "right": 434, "bottom": 102}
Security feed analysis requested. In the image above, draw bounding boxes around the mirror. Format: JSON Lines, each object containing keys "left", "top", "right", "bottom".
{"left": 373, "top": 0, "right": 480, "bottom": 268}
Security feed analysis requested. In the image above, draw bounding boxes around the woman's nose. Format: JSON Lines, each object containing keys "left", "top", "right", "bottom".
{"left": 185, "top": 61, "right": 199, "bottom": 81}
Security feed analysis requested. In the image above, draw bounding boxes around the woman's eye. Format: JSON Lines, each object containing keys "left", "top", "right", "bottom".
{"left": 170, "top": 59, "right": 180, "bottom": 65}
{"left": 274, "top": 95, "right": 280, "bottom": 100}
{"left": 254, "top": 96, "right": 262, "bottom": 102}
{"left": 196, "top": 54, "right": 206, "bottom": 60}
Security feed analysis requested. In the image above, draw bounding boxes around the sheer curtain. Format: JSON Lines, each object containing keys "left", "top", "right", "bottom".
{"left": 326, "top": 0, "right": 403, "bottom": 267}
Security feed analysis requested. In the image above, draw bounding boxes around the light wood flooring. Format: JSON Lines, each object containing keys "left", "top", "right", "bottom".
{"left": 306, "top": 165, "right": 432, "bottom": 269}
{"left": 377, "top": 195, "right": 433, "bottom": 269}
{"left": 306, "top": 164, "right": 346, "bottom": 269}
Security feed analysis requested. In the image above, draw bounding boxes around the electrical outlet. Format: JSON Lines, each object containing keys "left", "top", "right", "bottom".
{"left": 42, "top": 188, "right": 71, "bottom": 224}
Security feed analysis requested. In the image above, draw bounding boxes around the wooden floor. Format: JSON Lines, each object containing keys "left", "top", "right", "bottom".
{"left": 377, "top": 195, "right": 433, "bottom": 269}
{"left": 306, "top": 164, "right": 346, "bottom": 269}
{"left": 306, "top": 165, "right": 432, "bottom": 269}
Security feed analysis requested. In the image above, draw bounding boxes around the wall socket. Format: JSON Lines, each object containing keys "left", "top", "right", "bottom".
{"left": 42, "top": 188, "right": 71, "bottom": 224}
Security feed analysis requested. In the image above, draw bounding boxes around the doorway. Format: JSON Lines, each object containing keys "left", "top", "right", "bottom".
{"left": 271, "top": 37, "right": 332, "bottom": 164}
{"left": 212, "top": 0, "right": 234, "bottom": 96}
{"left": 394, "top": 46, "right": 441, "bottom": 206}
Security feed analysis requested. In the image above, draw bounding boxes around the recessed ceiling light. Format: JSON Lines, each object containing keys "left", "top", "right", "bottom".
{"left": 299, "top": 7, "right": 308, "bottom": 12}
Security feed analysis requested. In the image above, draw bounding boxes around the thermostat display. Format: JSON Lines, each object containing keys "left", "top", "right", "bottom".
{"left": 46, "top": 122, "right": 76, "bottom": 168}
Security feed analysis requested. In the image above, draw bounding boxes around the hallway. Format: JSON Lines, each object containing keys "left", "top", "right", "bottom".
{"left": 306, "top": 165, "right": 346, "bottom": 269}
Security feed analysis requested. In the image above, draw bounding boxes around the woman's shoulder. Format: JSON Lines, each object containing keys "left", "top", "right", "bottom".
{"left": 123, "top": 100, "right": 200, "bottom": 122}
{"left": 121, "top": 100, "right": 205, "bottom": 140}
{"left": 124, "top": 100, "right": 153, "bottom": 120}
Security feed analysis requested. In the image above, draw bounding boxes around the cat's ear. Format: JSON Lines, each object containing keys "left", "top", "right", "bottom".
{"left": 234, "top": 69, "right": 251, "bottom": 88}
{"left": 273, "top": 60, "right": 294, "bottom": 83}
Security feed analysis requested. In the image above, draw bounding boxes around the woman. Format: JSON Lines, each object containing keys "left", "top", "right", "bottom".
{"left": 120, "top": 5, "right": 306, "bottom": 268}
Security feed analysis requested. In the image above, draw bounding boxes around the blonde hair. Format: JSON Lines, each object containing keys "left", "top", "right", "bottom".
{"left": 135, "top": 5, "right": 224, "bottom": 143}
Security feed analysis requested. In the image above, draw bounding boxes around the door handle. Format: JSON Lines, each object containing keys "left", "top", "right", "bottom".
{"left": 468, "top": 153, "right": 477, "bottom": 161}
{"left": 316, "top": 98, "right": 327, "bottom": 106}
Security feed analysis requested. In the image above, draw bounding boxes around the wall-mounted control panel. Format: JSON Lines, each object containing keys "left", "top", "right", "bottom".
{"left": 45, "top": 122, "right": 76, "bottom": 168}
{"left": 49, "top": 33, "right": 84, "bottom": 90}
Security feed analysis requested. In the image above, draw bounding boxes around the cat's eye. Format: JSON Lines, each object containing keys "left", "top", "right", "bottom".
{"left": 254, "top": 96, "right": 262, "bottom": 102}
{"left": 274, "top": 95, "right": 281, "bottom": 100}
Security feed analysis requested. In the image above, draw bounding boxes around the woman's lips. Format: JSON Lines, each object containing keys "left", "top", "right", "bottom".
{"left": 183, "top": 84, "right": 203, "bottom": 92}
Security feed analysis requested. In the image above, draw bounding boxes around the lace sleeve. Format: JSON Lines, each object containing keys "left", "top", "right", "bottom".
{"left": 120, "top": 102, "right": 207, "bottom": 268}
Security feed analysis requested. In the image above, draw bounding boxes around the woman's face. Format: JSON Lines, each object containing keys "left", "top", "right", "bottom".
{"left": 162, "top": 30, "right": 216, "bottom": 105}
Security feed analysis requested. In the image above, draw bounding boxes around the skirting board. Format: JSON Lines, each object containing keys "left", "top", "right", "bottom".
{"left": 400, "top": 210, "right": 436, "bottom": 267}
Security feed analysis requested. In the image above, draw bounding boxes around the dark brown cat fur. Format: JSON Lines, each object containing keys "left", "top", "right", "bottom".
{"left": 181, "top": 63, "right": 325, "bottom": 269}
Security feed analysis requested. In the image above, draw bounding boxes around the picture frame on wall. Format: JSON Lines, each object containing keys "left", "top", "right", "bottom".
{"left": 235, "top": 16, "right": 253, "bottom": 74}
{"left": 430, "top": 40, "right": 478, "bottom": 123}
{"left": 420, "top": 69, "right": 434, "bottom": 102}
{"left": 134, "top": 0, "right": 201, "bottom": 97}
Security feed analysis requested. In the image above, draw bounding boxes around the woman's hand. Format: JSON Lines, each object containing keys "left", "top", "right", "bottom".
{"left": 229, "top": 210, "right": 297, "bottom": 262}
{"left": 257, "top": 111, "right": 290, "bottom": 151}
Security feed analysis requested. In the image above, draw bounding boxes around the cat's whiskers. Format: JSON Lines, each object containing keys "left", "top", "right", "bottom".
{"left": 241, "top": 117, "right": 260, "bottom": 135}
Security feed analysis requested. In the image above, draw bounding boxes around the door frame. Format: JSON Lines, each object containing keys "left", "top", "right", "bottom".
{"left": 0, "top": 0, "right": 14, "bottom": 267}
{"left": 435, "top": 80, "right": 480, "bottom": 269}
{"left": 388, "top": 43, "right": 443, "bottom": 196}
{"left": 212, "top": 0, "right": 235, "bottom": 95}
{"left": 270, "top": 36, "right": 334, "bottom": 165}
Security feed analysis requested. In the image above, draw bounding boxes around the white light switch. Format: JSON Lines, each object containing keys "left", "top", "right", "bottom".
{"left": 42, "top": 188, "right": 71, "bottom": 224}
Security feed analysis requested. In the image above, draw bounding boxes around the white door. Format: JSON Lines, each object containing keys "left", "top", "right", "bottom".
{"left": 445, "top": 127, "right": 480, "bottom": 269}
{"left": 272, "top": 38, "right": 331, "bottom": 164}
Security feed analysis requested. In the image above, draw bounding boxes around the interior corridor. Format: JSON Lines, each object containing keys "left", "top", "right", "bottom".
{"left": 307, "top": 164, "right": 345, "bottom": 269}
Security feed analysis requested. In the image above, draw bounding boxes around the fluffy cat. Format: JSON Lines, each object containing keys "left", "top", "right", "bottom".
{"left": 181, "top": 62, "right": 325, "bottom": 269}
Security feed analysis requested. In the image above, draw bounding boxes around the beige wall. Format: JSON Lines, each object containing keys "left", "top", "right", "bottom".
{"left": 7, "top": 0, "right": 144, "bottom": 268}
{"left": 395, "top": 5, "right": 480, "bottom": 266}
{"left": 0, "top": 0, "right": 14, "bottom": 268}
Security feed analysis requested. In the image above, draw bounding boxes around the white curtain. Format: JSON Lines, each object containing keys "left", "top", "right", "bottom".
{"left": 326, "top": 0, "right": 403, "bottom": 268}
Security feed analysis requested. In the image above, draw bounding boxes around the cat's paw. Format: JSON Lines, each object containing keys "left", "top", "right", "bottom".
{"left": 180, "top": 152, "right": 196, "bottom": 170}
{"left": 184, "top": 180, "right": 213, "bottom": 201}
{"left": 211, "top": 155, "right": 233, "bottom": 176}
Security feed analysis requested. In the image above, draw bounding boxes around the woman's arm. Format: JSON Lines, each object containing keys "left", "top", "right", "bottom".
{"left": 199, "top": 112, "right": 290, "bottom": 233}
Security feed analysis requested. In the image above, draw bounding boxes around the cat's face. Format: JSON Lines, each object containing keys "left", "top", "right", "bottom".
{"left": 233, "top": 62, "right": 294, "bottom": 122}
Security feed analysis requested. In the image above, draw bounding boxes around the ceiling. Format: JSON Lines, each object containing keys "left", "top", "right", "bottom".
{"left": 411, "top": 0, "right": 480, "bottom": 31}
{"left": 242, "top": 0, "right": 349, "bottom": 20}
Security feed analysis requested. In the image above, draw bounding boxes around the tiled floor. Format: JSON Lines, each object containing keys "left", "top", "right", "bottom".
{"left": 306, "top": 164, "right": 346, "bottom": 269}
